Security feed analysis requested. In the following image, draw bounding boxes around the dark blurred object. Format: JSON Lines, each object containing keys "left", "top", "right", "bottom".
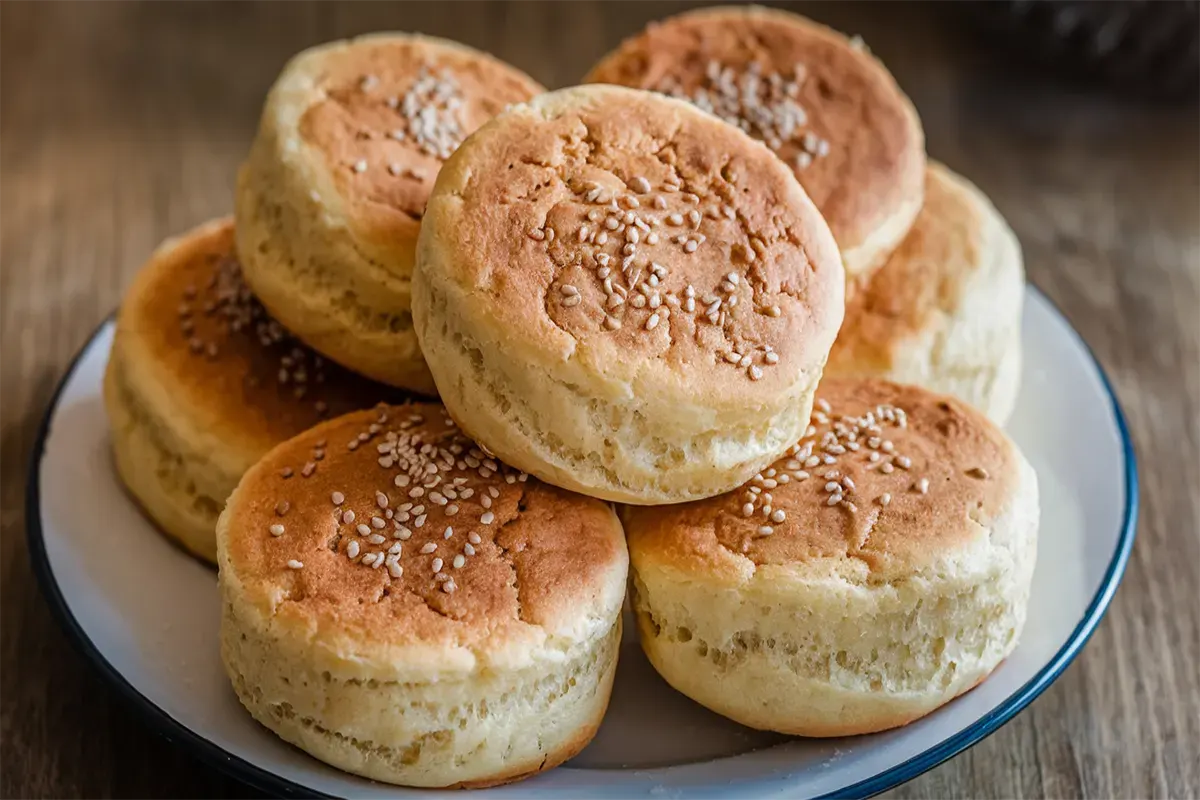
{"left": 965, "top": 0, "right": 1199, "bottom": 99}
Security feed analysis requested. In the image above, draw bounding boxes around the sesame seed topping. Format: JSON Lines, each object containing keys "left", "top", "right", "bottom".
{"left": 879, "top": 493, "right": 892, "bottom": 506}
{"left": 758, "top": 525, "right": 774, "bottom": 536}
{"left": 286, "top": 559, "right": 304, "bottom": 570}
{"left": 268, "top": 523, "right": 285, "bottom": 537}
{"left": 916, "top": 478, "right": 930, "bottom": 494}
{"left": 420, "top": 542, "right": 437, "bottom": 554}
{"left": 967, "top": 467, "right": 990, "bottom": 479}
{"left": 452, "top": 554, "right": 466, "bottom": 569}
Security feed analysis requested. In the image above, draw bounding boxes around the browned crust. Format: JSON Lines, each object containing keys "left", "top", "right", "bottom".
{"left": 419, "top": 84, "right": 844, "bottom": 404}
{"left": 220, "top": 402, "right": 628, "bottom": 649}
{"left": 113, "top": 217, "right": 396, "bottom": 464}
{"left": 584, "top": 5, "right": 925, "bottom": 265}
{"left": 624, "top": 377, "right": 1020, "bottom": 583}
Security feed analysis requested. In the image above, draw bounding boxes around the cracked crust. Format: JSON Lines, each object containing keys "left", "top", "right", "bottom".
{"left": 624, "top": 377, "right": 1038, "bottom": 736}
{"left": 103, "top": 217, "right": 393, "bottom": 563}
{"left": 414, "top": 84, "right": 844, "bottom": 504}
{"left": 584, "top": 5, "right": 925, "bottom": 278}
{"left": 828, "top": 163, "right": 1025, "bottom": 423}
{"left": 236, "top": 33, "right": 544, "bottom": 391}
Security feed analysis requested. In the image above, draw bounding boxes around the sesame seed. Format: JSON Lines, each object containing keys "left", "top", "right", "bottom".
{"left": 749, "top": 365, "right": 764, "bottom": 381}
{"left": 896, "top": 456, "right": 912, "bottom": 469}
{"left": 452, "top": 554, "right": 466, "bottom": 569}
{"left": 387, "top": 561, "right": 403, "bottom": 578}
{"left": 879, "top": 493, "right": 892, "bottom": 506}
{"left": 347, "top": 540, "right": 361, "bottom": 558}
{"left": 268, "top": 523, "right": 285, "bottom": 537}
{"left": 916, "top": 478, "right": 930, "bottom": 494}
{"left": 274, "top": 500, "right": 290, "bottom": 517}
{"left": 431, "top": 557, "right": 444, "bottom": 573}
{"left": 356, "top": 523, "right": 370, "bottom": 535}
{"left": 353, "top": 159, "right": 367, "bottom": 174}
{"left": 286, "top": 559, "right": 304, "bottom": 570}
{"left": 967, "top": 467, "right": 990, "bottom": 479}
{"left": 827, "top": 494, "right": 842, "bottom": 506}
{"left": 881, "top": 463, "right": 895, "bottom": 474}
{"left": 420, "top": 542, "right": 437, "bottom": 555}
{"left": 529, "top": 228, "right": 545, "bottom": 241}
{"left": 443, "top": 580, "right": 457, "bottom": 593}
{"left": 468, "top": 532, "right": 482, "bottom": 545}
{"left": 758, "top": 526, "right": 774, "bottom": 536}
{"left": 443, "top": 526, "right": 453, "bottom": 539}
{"left": 742, "top": 502, "right": 754, "bottom": 516}
{"left": 367, "top": 533, "right": 386, "bottom": 545}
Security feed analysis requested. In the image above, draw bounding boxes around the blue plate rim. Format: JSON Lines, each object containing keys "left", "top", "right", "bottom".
{"left": 25, "top": 285, "right": 1139, "bottom": 800}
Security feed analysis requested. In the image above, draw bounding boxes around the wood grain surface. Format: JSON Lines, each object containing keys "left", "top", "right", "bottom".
{"left": 2, "top": 2, "right": 1197, "bottom": 798}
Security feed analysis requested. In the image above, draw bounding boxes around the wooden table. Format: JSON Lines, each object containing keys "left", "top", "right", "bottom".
{"left": 2, "top": 2, "right": 1196, "bottom": 797}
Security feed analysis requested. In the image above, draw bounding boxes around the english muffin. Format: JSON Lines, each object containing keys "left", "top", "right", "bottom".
{"left": 236, "top": 33, "right": 545, "bottom": 391}
{"left": 414, "top": 85, "right": 845, "bottom": 504}
{"left": 828, "top": 163, "right": 1025, "bottom": 423}
{"left": 625, "top": 378, "right": 1039, "bottom": 736}
{"left": 103, "top": 217, "right": 392, "bottom": 563}
{"left": 218, "top": 403, "right": 627, "bottom": 787}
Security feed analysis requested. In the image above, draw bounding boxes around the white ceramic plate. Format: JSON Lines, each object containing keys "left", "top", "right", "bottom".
{"left": 28, "top": 286, "right": 1136, "bottom": 799}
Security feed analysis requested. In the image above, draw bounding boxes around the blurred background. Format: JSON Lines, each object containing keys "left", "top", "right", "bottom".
{"left": 1, "top": 2, "right": 1196, "bottom": 799}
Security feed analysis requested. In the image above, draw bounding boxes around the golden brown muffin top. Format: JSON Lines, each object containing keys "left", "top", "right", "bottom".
{"left": 219, "top": 403, "right": 627, "bottom": 653}
{"left": 115, "top": 218, "right": 394, "bottom": 457}
{"left": 419, "top": 85, "right": 844, "bottom": 405}
{"left": 278, "top": 33, "right": 544, "bottom": 231}
{"left": 625, "top": 378, "right": 1023, "bottom": 583}
{"left": 829, "top": 163, "right": 1020, "bottom": 373}
{"left": 584, "top": 6, "right": 924, "bottom": 264}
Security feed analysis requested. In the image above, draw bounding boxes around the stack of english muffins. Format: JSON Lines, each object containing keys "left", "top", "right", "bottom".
{"left": 103, "top": 8, "right": 1037, "bottom": 788}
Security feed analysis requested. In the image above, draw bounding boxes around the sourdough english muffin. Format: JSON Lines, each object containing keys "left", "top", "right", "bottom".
{"left": 103, "top": 218, "right": 391, "bottom": 563}
{"left": 828, "top": 164, "right": 1025, "bottom": 424}
{"left": 584, "top": 5, "right": 925, "bottom": 278}
{"left": 414, "top": 85, "right": 845, "bottom": 505}
{"left": 217, "top": 403, "right": 626, "bottom": 787}
{"left": 625, "top": 378, "right": 1039, "bottom": 736}
{"left": 236, "top": 33, "right": 544, "bottom": 392}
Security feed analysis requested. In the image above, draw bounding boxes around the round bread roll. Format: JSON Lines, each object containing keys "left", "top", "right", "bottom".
{"left": 624, "top": 378, "right": 1039, "bottom": 736}
{"left": 414, "top": 84, "right": 845, "bottom": 505}
{"left": 103, "top": 218, "right": 392, "bottom": 563}
{"left": 217, "top": 402, "right": 627, "bottom": 787}
{"left": 236, "top": 33, "right": 545, "bottom": 392}
{"left": 584, "top": 5, "right": 926, "bottom": 279}
{"left": 828, "top": 163, "right": 1025, "bottom": 424}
